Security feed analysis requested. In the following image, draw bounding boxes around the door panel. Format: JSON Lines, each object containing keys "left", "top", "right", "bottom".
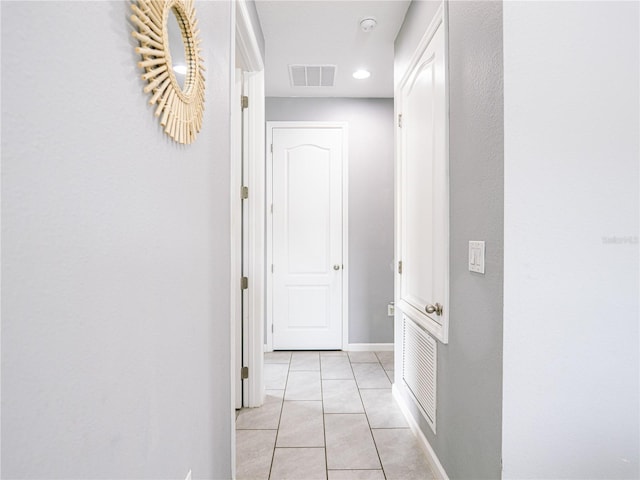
{"left": 287, "top": 286, "right": 330, "bottom": 328}
{"left": 233, "top": 69, "right": 243, "bottom": 409}
{"left": 286, "top": 146, "right": 331, "bottom": 273}
{"left": 272, "top": 127, "right": 343, "bottom": 350}
{"left": 398, "top": 21, "right": 449, "bottom": 342}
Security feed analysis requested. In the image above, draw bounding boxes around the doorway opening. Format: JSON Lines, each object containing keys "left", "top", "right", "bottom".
{"left": 232, "top": 0, "right": 266, "bottom": 412}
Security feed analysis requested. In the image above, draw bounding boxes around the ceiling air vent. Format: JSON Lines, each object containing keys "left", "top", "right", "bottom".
{"left": 289, "top": 65, "right": 336, "bottom": 87}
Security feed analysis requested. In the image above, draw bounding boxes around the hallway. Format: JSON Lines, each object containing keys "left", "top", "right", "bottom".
{"left": 236, "top": 351, "right": 435, "bottom": 479}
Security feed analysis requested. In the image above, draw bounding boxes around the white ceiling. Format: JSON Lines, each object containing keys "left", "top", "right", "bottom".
{"left": 255, "top": 0, "right": 411, "bottom": 98}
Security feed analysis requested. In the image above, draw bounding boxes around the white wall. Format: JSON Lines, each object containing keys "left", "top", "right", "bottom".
{"left": 503, "top": 2, "right": 639, "bottom": 478}
{"left": 266, "top": 97, "right": 395, "bottom": 344}
{"left": 1, "top": 1, "right": 232, "bottom": 477}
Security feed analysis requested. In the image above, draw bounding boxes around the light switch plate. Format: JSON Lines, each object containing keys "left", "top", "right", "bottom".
{"left": 469, "top": 241, "right": 485, "bottom": 274}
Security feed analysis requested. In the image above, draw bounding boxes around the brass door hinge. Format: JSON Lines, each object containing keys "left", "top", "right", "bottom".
{"left": 241, "top": 366, "right": 249, "bottom": 379}
{"left": 241, "top": 186, "right": 249, "bottom": 199}
{"left": 241, "top": 276, "right": 248, "bottom": 290}
{"left": 241, "top": 95, "right": 249, "bottom": 109}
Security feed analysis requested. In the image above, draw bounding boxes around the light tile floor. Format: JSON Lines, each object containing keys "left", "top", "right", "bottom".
{"left": 236, "top": 351, "right": 435, "bottom": 480}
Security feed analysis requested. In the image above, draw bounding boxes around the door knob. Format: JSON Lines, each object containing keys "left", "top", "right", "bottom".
{"left": 333, "top": 264, "right": 341, "bottom": 270}
{"left": 425, "top": 303, "right": 443, "bottom": 316}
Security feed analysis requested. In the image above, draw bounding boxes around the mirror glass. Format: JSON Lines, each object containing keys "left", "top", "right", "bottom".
{"left": 167, "top": 8, "right": 188, "bottom": 91}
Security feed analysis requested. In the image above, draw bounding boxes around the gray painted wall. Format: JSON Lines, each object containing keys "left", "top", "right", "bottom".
{"left": 266, "top": 97, "right": 395, "bottom": 344}
{"left": 394, "top": 2, "right": 504, "bottom": 478}
{"left": 503, "top": 2, "right": 639, "bottom": 478}
{"left": 1, "top": 1, "right": 232, "bottom": 478}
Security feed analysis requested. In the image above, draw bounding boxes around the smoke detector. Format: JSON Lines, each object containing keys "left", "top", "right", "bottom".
{"left": 360, "top": 17, "right": 377, "bottom": 32}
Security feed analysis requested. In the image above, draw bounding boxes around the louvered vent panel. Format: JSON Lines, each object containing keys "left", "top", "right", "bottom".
{"left": 402, "top": 315, "right": 437, "bottom": 428}
{"left": 306, "top": 66, "right": 321, "bottom": 86}
{"left": 289, "top": 65, "right": 336, "bottom": 87}
{"left": 290, "top": 66, "right": 307, "bottom": 87}
{"left": 320, "top": 66, "right": 335, "bottom": 86}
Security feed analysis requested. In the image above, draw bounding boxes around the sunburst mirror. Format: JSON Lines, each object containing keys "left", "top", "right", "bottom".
{"left": 131, "top": 0, "right": 205, "bottom": 144}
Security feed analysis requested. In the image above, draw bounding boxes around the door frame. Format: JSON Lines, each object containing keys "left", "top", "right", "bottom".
{"left": 266, "top": 122, "right": 349, "bottom": 352}
{"left": 232, "top": 68, "right": 243, "bottom": 412}
{"left": 242, "top": 67, "right": 266, "bottom": 407}
{"left": 231, "top": 0, "right": 265, "bottom": 424}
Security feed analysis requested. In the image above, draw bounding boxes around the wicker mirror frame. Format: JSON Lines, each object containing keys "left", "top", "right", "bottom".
{"left": 131, "top": 0, "right": 205, "bottom": 144}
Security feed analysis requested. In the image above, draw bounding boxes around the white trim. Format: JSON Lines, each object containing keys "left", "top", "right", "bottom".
{"left": 395, "top": 3, "right": 450, "bottom": 344}
{"left": 340, "top": 123, "right": 349, "bottom": 351}
{"left": 393, "top": 384, "right": 449, "bottom": 480}
{"left": 241, "top": 86, "right": 250, "bottom": 408}
{"left": 266, "top": 121, "right": 349, "bottom": 351}
{"left": 265, "top": 125, "right": 274, "bottom": 353}
{"left": 345, "top": 343, "right": 394, "bottom": 352}
{"left": 232, "top": 68, "right": 244, "bottom": 411}
{"left": 235, "top": 0, "right": 264, "bottom": 72}
{"left": 244, "top": 70, "right": 265, "bottom": 407}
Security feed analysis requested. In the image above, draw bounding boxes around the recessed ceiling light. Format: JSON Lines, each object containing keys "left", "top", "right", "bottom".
{"left": 173, "top": 64, "right": 187, "bottom": 75}
{"left": 353, "top": 70, "right": 371, "bottom": 80}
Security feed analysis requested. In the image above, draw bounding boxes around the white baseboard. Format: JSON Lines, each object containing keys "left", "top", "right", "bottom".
{"left": 392, "top": 384, "right": 449, "bottom": 480}
{"left": 264, "top": 343, "right": 392, "bottom": 352}
{"left": 345, "top": 343, "right": 394, "bottom": 352}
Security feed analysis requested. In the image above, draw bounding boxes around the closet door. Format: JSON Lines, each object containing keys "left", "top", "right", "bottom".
{"left": 397, "top": 18, "right": 449, "bottom": 343}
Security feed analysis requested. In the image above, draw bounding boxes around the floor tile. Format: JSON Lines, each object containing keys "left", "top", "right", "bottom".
{"left": 236, "top": 390, "right": 284, "bottom": 430}
{"left": 325, "top": 414, "right": 381, "bottom": 470}
{"left": 375, "top": 351, "right": 394, "bottom": 371}
{"left": 236, "top": 350, "right": 425, "bottom": 480}
{"left": 271, "top": 448, "right": 327, "bottom": 480}
{"left": 360, "top": 389, "right": 408, "bottom": 428}
{"left": 284, "top": 370, "right": 322, "bottom": 400}
{"left": 372, "top": 428, "right": 435, "bottom": 480}
{"left": 323, "top": 379, "right": 364, "bottom": 413}
{"left": 265, "top": 351, "right": 292, "bottom": 364}
{"left": 328, "top": 470, "right": 386, "bottom": 480}
{"left": 290, "top": 351, "right": 320, "bottom": 371}
{"left": 352, "top": 363, "right": 391, "bottom": 389}
{"left": 277, "top": 401, "right": 324, "bottom": 447}
{"left": 385, "top": 369, "right": 395, "bottom": 383}
{"left": 348, "top": 351, "right": 379, "bottom": 363}
{"left": 264, "top": 363, "right": 289, "bottom": 390}
{"left": 321, "top": 355, "right": 354, "bottom": 380}
{"left": 235, "top": 429, "right": 276, "bottom": 480}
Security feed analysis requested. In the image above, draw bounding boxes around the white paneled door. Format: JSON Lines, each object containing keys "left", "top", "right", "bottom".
{"left": 397, "top": 13, "right": 449, "bottom": 343}
{"left": 271, "top": 126, "right": 345, "bottom": 350}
